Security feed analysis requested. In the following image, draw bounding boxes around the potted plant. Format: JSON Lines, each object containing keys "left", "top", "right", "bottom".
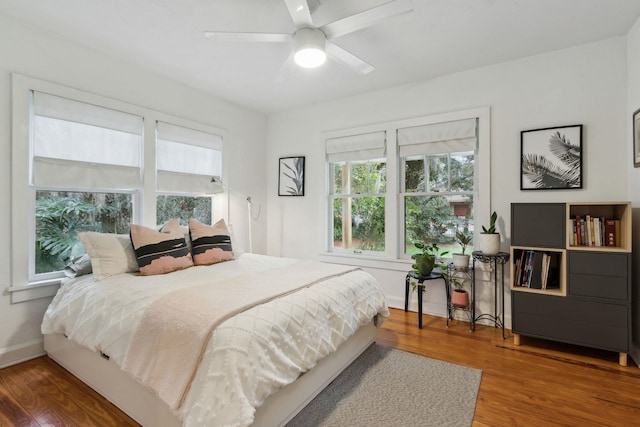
{"left": 411, "top": 242, "right": 448, "bottom": 276}
{"left": 452, "top": 231, "right": 472, "bottom": 268}
{"left": 478, "top": 211, "right": 500, "bottom": 255}
{"left": 450, "top": 274, "right": 470, "bottom": 307}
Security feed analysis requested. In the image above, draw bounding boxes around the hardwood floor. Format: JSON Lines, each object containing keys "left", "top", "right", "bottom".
{"left": 1, "top": 307, "right": 639, "bottom": 426}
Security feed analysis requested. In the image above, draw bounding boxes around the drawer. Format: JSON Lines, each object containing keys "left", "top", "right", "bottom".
{"left": 512, "top": 292, "right": 628, "bottom": 351}
{"left": 569, "top": 273, "right": 628, "bottom": 300}
{"left": 568, "top": 252, "right": 628, "bottom": 277}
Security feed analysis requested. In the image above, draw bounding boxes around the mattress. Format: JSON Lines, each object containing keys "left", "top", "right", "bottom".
{"left": 41, "top": 253, "right": 389, "bottom": 426}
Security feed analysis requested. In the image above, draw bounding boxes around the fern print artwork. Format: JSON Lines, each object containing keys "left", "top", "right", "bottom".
{"left": 278, "top": 156, "right": 305, "bottom": 196}
{"left": 520, "top": 125, "right": 582, "bottom": 190}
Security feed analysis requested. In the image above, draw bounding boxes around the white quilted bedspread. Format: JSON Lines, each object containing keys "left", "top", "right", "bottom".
{"left": 41, "top": 253, "right": 389, "bottom": 426}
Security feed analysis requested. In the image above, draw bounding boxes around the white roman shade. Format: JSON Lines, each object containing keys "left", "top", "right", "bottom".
{"left": 156, "top": 121, "right": 223, "bottom": 195}
{"left": 398, "top": 118, "right": 477, "bottom": 157}
{"left": 326, "top": 131, "right": 386, "bottom": 162}
{"left": 31, "top": 91, "right": 143, "bottom": 189}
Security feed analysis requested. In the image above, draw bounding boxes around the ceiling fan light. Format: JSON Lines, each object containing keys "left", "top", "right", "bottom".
{"left": 294, "top": 47, "right": 326, "bottom": 68}
{"left": 293, "top": 27, "right": 326, "bottom": 68}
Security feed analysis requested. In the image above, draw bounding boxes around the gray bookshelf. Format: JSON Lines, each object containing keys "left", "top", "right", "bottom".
{"left": 510, "top": 202, "right": 632, "bottom": 366}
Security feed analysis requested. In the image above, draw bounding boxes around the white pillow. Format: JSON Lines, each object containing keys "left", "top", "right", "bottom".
{"left": 78, "top": 232, "right": 139, "bottom": 280}
{"left": 64, "top": 253, "right": 93, "bottom": 278}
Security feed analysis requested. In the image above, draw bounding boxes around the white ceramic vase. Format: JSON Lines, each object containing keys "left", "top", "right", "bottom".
{"left": 479, "top": 233, "right": 500, "bottom": 255}
{"left": 452, "top": 253, "right": 470, "bottom": 269}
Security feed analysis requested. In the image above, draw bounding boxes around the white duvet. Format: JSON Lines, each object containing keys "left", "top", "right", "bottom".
{"left": 41, "top": 253, "right": 389, "bottom": 426}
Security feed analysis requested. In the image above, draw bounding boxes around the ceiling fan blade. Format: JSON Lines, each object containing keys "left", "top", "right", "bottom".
{"left": 274, "top": 52, "right": 296, "bottom": 83}
{"left": 203, "top": 31, "right": 291, "bottom": 43}
{"left": 325, "top": 41, "right": 375, "bottom": 75}
{"left": 320, "top": 0, "right": 413, "bottom": 40}
{"left": 284, "top": 0, "right": 313, "bottom": 28}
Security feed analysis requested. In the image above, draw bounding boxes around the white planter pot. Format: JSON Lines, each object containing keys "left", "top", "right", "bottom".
{"left": 452, "top": 253, "right": 470, "bottom": 269}
{"left": 479, "top": 233, "right": 500, "bottom": 255}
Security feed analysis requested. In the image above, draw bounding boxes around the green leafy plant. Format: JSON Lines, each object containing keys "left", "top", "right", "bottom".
{"left": 411, "top": 242, "right": 449, "bottom": 276}
{"left": 455, "top": 231, "right": 473, "bottom": 255}
{"left": 450, "top": 275, "right": 468, "bottom": 291}
{"left": 481, "top": 211, "right": 498, "bottom": 234}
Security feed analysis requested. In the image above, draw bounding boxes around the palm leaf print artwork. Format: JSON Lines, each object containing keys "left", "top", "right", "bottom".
{"left": 279, "top": 156, "right": 305, "bottom": 196}
{"left": 521, "top": 126, "right": 582, "bottom": 190}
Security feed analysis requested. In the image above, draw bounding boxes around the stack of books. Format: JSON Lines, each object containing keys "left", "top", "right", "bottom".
{"left": 570, "top": 215, "right": 620, "bottom": 247}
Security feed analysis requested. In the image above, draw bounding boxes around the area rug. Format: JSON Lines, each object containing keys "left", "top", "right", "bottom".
{"left": 286, "top": 343, "right": 482, "bottom": 427}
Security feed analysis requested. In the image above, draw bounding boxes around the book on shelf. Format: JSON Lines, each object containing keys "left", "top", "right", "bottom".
{"left": 514, "top": 250, "right": 553, "bottom": 289}
{"left": 529, "top": 252, "right": 544, "bottom": 289}
{"left": 570, "top": 215, "right": 620, "bottom": 247}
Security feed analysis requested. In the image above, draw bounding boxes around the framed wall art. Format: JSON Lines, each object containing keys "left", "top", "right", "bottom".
{"left": 634, "top": 108, "right": 640, "bottom": 168}
{"left": 520, "top": 124, "right": 583, "bottom": 190}
{"left": 278, "top": 156, "right": 305, "bottom": 196}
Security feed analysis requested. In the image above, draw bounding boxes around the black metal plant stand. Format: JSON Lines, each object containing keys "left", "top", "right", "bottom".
{"left": 471, "top": 251, "right": 510, "bottom": 338}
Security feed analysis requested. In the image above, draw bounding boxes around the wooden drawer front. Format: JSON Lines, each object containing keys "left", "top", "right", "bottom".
{"left": 569, "top": 273, "right": 627, "bottom": 300}
{"left": 512, "top": 293, "right": 628, "bottom": 351}
{"left": 568, "top": 252, "right": 628, "bottom": 277}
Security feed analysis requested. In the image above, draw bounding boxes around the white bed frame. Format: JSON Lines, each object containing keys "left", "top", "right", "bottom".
{"left": 44, "top": 321, "right": 377, "bottom": 427}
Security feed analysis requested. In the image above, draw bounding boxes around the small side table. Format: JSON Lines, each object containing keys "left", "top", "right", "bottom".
{"left": 404, "top": 271, "right": 449, "bottom": 329}
{"left": 471, "top": 251, "right": 510, "bottom": 338}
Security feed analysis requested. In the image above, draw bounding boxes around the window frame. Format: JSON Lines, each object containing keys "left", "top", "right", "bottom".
{"left": 328, "top": 158, "right": 387, "bottom": 255}
{"left": 322, "top": 107, "right": 491, "bottom": 270}
{"left": 9, "top": 74, "right": 226, "bottom": 302}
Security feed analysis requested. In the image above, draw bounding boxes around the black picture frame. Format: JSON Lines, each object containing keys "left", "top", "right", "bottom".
{"left": 634, "top": 108, "right": 640, "bottom": 168}
{"left": 278, "top": 156, "right": 305, "bottom": 196}
{"left": 520, "top": 124, "right": 583, "bottom": 190}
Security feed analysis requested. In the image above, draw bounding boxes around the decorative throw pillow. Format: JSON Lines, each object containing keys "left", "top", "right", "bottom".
{"left": 130, "top": 219, "right": 193, "bottom": 275}
{"left": 78, "top": 232, "right": 140, "bottom": 280}
{"left": 64, "top": 253, "right": 93, "bottom": 278}
{"left": 188, "top": 218, "right": 234, "bottom": 266}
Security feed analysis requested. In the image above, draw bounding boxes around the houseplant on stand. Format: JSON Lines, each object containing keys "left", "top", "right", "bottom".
{"left": 411, "top": 242, "right": 448, "bottom": 276}
{"left": 478, "top": 211, "right": 500, "bottom": 255}
{"left": 452, "top": 231, "right": 472, "bottom": 268}
{"left": 450, "top": 274, "right": 470, "bottom": 307}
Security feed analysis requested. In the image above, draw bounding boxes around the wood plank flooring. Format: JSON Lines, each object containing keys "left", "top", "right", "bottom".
{"left": 1, "top": 307, "right": 639, "bottom": 426}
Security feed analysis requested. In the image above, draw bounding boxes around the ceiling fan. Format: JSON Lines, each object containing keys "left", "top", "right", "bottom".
{"left": 203, "top": 0, "right": 413, "bottom": 75}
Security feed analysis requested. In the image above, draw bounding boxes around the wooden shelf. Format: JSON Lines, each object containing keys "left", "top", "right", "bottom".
{"left": 566, "top": 202, "right": 631, "bottom": 252}
{"left": 510, "top": 246, "right": 566, "bottom": 296}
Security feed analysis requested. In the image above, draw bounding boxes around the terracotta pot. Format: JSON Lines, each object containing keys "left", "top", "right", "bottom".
{"left": 451, "top": 289, "right": 469, "bottom": 307}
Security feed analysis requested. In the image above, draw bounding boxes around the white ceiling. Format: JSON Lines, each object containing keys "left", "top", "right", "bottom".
{"left": 2, "top": 0, "right": 640, "bottom": 114}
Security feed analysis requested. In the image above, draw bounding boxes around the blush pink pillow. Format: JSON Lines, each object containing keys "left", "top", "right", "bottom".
{"left": 130, "top": 219, "right": 193, "bottom": 275}
{"left": 188, "top": 218, "right": 234, "bottom": 266}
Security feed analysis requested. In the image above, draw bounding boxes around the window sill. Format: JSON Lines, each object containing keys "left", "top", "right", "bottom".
{"left": 318, "top": 252, "right": 414, "bottom": 272}
{"left": 7, "top": 279, "right": 62, "bottom": 303}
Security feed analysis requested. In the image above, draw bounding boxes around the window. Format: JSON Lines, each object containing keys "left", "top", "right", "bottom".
{"left": 10, "top": 74, "right": 226, "bottom": 301}
{"left": 399, "top": 118, "right": 477, "bottom": 256}
{"left": 29, "top": 90, "right": 143, "bottom": 280}
{"left": 327, "top": 131, "right": 387, "bottom": 254}
{"left": 155, "top": 121, "right": 223, "bottom": 225}
{"left": 36, "top": 190, "right": 133, "bottom": 274}
{"left": 324, "top": 109, "right": 489, "bottom": 265}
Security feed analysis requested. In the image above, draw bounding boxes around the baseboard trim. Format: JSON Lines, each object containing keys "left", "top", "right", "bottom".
{"left": 0, "top": 339, "right": 45, "bottom": 368}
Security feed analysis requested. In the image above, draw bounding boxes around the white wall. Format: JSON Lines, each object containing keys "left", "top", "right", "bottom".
{"left": 266, "top": 37, "right": 629, "bottom": 326}
{"left": 0, "top": 13, "right": 268, "bottom": 366}
{"left": 627, "top": 16, "right": 640, "bottom": 365}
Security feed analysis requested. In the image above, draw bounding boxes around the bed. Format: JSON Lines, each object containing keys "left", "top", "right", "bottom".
{"left": 41, "top": 252, "right": 389, "bottom": 426}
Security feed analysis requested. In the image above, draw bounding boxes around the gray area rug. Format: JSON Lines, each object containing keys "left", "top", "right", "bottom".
{"left": 287, "top": 343, "right": 482, "bottom": 427}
